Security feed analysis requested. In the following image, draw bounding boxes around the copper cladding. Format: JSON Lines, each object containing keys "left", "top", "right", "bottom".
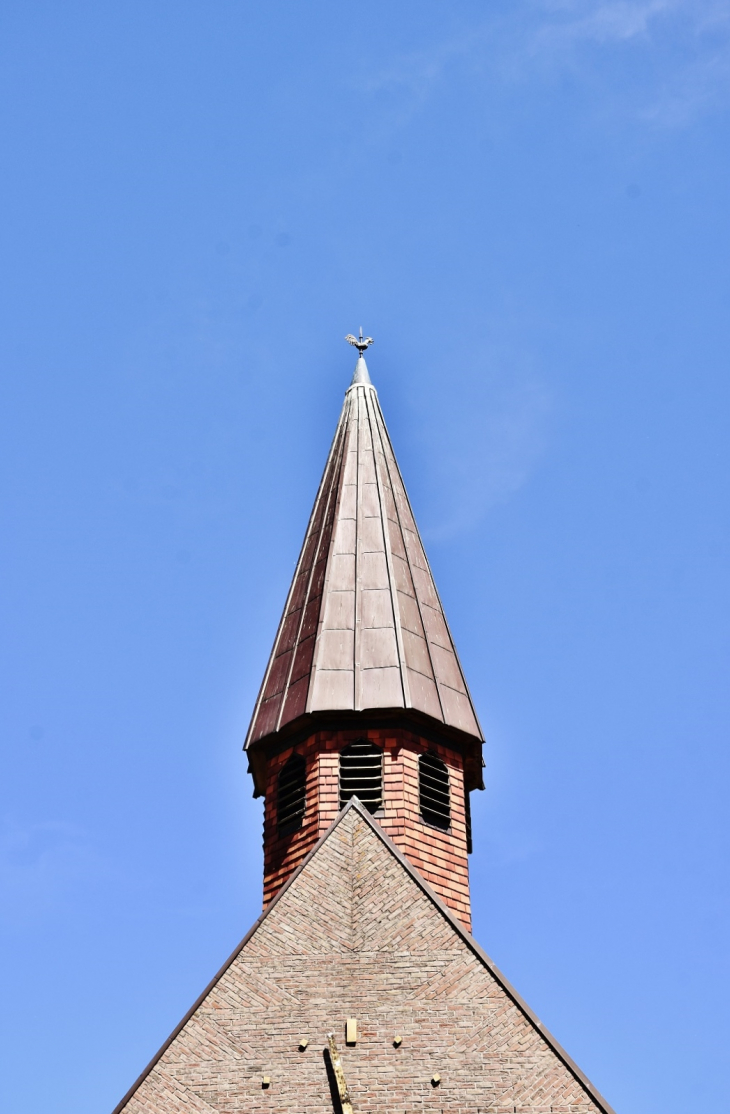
{"left": 245, "top": 359, "right": 483, "bottom": 750}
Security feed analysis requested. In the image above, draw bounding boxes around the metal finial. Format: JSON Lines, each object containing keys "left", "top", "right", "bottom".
{"left": 345, "top": 328, "right": 374, "bottom": 356}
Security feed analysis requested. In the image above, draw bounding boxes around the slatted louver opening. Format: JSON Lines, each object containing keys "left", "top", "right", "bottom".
{"left": 419, "top": 753, "right": 451, "bottom": 831}
{"left": 339, "top": 740, "right": 383, "bottom": 814}
{"left": 277, "top": 753, "right": 306, "bottom": 832}
{"left": 465, "top": 787, "right": 473, "bottom": 854}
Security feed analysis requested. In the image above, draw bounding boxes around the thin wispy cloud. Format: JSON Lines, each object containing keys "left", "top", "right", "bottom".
{"left": 527, "top": 0, "right": 730, "bottom": 123}
{"left": 361, "top": 0, "right": 730, "bottom": 128}
{"left": 0, "top": 817, "right": 107, "bottom": 927}
{"left": 409, "top": 351, "right": 552, "bottom": 541}
{"left": 533, "top": 0, "right": 680, "bottom": 47}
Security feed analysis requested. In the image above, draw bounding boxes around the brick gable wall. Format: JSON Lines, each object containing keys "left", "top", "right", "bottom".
{"left": 116, "top": 805, "right": 613, "bottom": 1114}
{"left": 262, "top": 727, "right": 472, "bottom": 929}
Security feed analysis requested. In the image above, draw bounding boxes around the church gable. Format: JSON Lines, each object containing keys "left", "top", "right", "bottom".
{"left": 246, "top": 815, "right": 356, "bottom": 957}
{"left": 116, "top": 803, "right": 613, "bottom": 1114}
{"left": 350, "top": 806, "right": 462, "bottom": 955}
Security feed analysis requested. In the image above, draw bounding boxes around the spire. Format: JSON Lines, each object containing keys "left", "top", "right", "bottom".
{"left": 246, "top": 336, "right": 483, "bottom": 760}
{"left": 350, "top": 355, "right": 371, "bottom": 386}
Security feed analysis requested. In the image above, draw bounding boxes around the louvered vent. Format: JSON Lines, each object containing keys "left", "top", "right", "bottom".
{"left": 419, "top": 753, "right": 450, "bottom": 830}
{"left": 464, "top": 787, "right": 473, "bottom": 854}
{"left": 339, "top": 740, "right": 382, "bottom": 814}
{"left": 278, "top": 753, "right": 306, "bottom": 832}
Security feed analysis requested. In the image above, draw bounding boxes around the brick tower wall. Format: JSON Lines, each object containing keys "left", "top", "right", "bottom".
{"left": 261, "top": 728, "right": 472, "bottom": 930}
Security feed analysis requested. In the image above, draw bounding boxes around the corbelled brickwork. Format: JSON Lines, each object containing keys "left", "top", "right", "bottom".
{"left": 262, "top": 727, "right": 472, "bottom": 929}
{"left": 114, "top": 804, "right": 614, "bottom": 1114}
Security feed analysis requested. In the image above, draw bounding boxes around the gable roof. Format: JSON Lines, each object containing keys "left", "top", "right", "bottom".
{"left": 113, "top": 800, "right": 616, "bottom": 1114}
{"left": 245, "top": 359, "right": 483, "bottom": 750}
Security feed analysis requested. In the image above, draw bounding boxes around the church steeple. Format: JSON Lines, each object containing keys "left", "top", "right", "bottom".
{"left": 113, "top": 335, "right": 617, "bottom": 1114}
{"left": 246, "top": 337, "right": 484, "bottom": 928}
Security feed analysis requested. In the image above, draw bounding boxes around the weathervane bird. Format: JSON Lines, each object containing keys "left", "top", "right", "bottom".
{"left": 345, "top": 327, "right": 374, "bottom": 356}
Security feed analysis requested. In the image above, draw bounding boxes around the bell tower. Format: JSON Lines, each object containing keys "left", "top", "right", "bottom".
{"left": 245, "top": 335, "right": 484, "bottom": 930}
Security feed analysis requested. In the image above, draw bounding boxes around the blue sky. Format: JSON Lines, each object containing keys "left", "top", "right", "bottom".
{"left": 1, "top": 2, "right": 729, "bottom": 1111}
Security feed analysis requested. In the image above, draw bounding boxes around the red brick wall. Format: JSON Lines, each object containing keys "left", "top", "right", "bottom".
{"left": 262, "top": 728, "right": 472, "bottom": 930}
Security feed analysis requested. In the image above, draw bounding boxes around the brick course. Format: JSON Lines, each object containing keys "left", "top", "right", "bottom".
{"left": 115, "top": 805, "right": 614, "bottom": 1114}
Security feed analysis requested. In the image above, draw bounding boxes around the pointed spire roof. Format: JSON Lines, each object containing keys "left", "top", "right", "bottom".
{"left": 246, "top": 343, "right": 483, "bottom": 753}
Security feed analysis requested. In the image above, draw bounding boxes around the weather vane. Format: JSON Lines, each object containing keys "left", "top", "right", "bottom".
{"left": 345, "top": 327, "right": 374, "bottom": 356}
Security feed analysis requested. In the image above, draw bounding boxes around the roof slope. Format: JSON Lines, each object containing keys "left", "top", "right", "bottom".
{"left": 113, "top": 801, "right": 615, "bottom": 1114}
{"left": 246, "top": 358, "right": 483, "bottom": 747}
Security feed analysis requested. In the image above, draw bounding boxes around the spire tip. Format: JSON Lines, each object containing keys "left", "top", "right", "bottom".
{"left": 345, "top": 329, "right": 374, "bottom": 387}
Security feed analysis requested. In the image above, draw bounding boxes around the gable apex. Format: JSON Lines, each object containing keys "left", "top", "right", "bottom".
{"left": 114, "top": 801, "right": 615, "bottom": 1114}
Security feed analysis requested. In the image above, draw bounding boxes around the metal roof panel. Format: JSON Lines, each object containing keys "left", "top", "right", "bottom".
{"left": 245, "top": 357, "right": 484, "bottom": 748}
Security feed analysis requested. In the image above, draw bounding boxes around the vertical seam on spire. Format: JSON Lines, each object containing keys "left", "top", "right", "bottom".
{"left": 353, "top": 388, "right": 363, "bottom": 710}
{"left": 274, "top": 398, "right": 349, "bottom": 733}
{"left": 363, "top": 386, "right": 410, "bottom": 710}
{"left": 373, "top": 396, "right": 447, "bottom": 724}
{"left": 377, "top": 397, "right": 484, "bottom": 738}
{"left": 306, "top": 392, "right": 354, "bottom": 713}
{"left": 245, "top": 402, "right": 349, "bottom": 746}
